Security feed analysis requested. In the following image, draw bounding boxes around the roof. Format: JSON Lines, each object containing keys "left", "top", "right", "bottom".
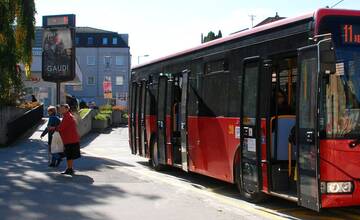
{"left": 75, "top": 27, "right": 117, "bottom": 34}
{"left": 134, "top": 8, "right": 360, "bottom": 70}
{"left": 33, "top": 26, "right": 129, "bottom": 48}
{"left": 132, "top": 11, "right": 313, "bottom": 69}
{"left": 254, "top": 12, "right": 286, "bottom": 27}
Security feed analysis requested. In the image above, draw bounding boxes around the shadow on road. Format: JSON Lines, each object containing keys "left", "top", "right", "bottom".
{"left": 0, "top": 131, "right": 159, "bottom": 220}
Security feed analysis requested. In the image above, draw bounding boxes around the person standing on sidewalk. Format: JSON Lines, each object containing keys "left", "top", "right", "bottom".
{"left": 40, "top": 106, "right": 62, "bottom": 167}
{"left": 51, "top": 104, "right": 80, "bottom": 175}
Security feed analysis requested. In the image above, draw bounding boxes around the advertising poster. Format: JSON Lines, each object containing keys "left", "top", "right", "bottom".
{"left": 103, "top": 80, "right": 113, "bottom": 99}
{"left": 42, "top": 28, "right": 74, "bottom": 82}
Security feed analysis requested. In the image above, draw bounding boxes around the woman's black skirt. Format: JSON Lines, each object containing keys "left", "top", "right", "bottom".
{"left": 64, "top": 143, "right": 81, "bottom": 160}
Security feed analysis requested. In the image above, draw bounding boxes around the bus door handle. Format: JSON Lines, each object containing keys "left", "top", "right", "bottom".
{"left": 181, "top": 122, "right": 186, "bottom": 130}
{"left": 158, "top": 121, "right": 164, "bottom": 129}
{"left": 305, "top": 131, "right": 314, "bottom": 144}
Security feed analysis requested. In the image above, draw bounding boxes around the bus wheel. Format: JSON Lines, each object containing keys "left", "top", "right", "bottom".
{"left": 150, "top": 139, "right": 163, "bottom": 171}
{"left": 235, "top": 163, "right": 266, "bottom": 203}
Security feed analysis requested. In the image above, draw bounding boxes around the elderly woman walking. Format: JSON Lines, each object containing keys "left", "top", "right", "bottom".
{"left": 51, "top": 104, "right": 81, "bottom": 175}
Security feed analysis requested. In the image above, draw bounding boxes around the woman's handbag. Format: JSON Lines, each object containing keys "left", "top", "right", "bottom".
{"left": 51, "top": 132, "right": 64, "bottom": 153}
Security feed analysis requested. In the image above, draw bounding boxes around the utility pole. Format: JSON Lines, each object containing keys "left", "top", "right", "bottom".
{"left": 249, "top": 14, "right": 256, "bottom": 28}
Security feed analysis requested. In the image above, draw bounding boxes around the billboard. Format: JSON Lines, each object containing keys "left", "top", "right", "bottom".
{"left": 42, "top": 28, "right": 75, "bottom": 82}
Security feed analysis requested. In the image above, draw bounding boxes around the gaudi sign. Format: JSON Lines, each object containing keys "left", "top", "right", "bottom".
{"left": 42, "top": 15, "right": 76, "bottom": 82}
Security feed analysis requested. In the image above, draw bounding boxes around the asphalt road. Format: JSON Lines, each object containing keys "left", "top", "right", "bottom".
{"left": 0, "top": 121, "right": 359, "bottom": 220}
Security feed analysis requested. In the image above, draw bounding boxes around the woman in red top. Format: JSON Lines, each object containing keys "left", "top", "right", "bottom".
{"left": 55, "top": 104, "right": 80, "bottom": 175}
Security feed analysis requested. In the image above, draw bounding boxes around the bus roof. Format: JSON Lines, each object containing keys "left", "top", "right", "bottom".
{"left": 132, "top": 8, "right": 360, "bottom": 70}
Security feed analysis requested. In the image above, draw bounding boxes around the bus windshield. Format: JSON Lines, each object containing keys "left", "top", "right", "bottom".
{"left": 322, "top": 47, "right": 360, "bottom": 138}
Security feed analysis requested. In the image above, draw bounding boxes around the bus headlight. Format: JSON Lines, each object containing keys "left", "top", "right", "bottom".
{"left": 325, "top": 182, "right": 353, "bottom": 194}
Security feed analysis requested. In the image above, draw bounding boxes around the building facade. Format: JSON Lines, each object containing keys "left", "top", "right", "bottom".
{"left": 23, "top": 27, "right": 130, "bottom": 113}
{"left": 66, "top": 27, "right": 130, "bottom": 107}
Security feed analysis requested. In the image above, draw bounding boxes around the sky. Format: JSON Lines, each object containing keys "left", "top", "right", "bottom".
{"left": 34, "top": 0, "right": 360, "bottom": 66}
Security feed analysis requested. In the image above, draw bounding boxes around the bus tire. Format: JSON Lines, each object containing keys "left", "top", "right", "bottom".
{"left": 149, "top": 138, "right": 164, "bottom": 171}
{"left": 235, "top": 161, "right": 266, "bottom": 203}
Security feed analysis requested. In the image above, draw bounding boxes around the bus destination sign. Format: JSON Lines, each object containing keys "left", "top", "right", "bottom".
{"left": 342, "top": 24, "right": 360, "bottom": 44}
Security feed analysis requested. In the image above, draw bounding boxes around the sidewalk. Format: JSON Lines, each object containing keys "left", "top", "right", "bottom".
{"left": 0, "top": 122, "right": 267, "bottom": 220}
{"left": 0, "top": 122, "right": 141, "bottom": 220}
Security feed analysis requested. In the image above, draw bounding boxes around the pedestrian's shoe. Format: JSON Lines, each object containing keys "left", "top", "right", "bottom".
{"left": 61, "top": 168, "right": 74, "bottom": 175}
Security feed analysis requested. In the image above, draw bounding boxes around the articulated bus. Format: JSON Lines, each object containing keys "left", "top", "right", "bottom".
{"left": 129, "top": 9, "right": 360, "bottom": 211}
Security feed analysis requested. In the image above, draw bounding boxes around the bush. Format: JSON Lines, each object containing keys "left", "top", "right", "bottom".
{"left": 99, "top": 105, "right": 112, "bottom": 112}
{"left": 94, "top": 113, "right": 111, "bottom": 121}
{"left": 79, "top": 108, "right": 90, "bottom": 119}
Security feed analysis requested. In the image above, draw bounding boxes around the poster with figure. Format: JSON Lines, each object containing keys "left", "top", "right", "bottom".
{"left": 103, "top": 80, "right": 113, "bottom": 99}
{"left": 42, "top": 28, "right": 75, "bottom": 82}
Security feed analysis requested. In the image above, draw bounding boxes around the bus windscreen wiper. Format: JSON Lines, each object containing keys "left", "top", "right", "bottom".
{"left": 349, "top": 136, "right": 360, "bottom": 148}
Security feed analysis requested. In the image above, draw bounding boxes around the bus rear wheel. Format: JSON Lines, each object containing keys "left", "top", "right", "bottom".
{"left": 235, "top": 163, "right": 266, "bottom": 203}
{"left": 149, "top": 139, "right": 164, "bottom": 171}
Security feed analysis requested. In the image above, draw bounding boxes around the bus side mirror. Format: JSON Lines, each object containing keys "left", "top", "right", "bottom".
{"left": 319, "top": 41, "right": 336, "bottom": 74}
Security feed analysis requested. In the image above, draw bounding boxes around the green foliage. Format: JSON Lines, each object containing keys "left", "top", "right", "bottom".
{"left": 79, "top": 108, "right": 91, "bottom": 119}
{"left": 0, "top": 0, "right": 36, "bottom": 105}
{"left": 94, "top": 113, "right": 111, "bottom": 121}
{"left": 203, "top": 30, "right": 222, "bottom": 43}
{"left": 122, "top": 113, "right": 129, "bottom": 119}
{"left": 99, "top": 104, "right": 112, "bottom": 112}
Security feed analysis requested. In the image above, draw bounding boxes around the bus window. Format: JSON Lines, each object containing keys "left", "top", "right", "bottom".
{"left": 321, "top": 50, "right": 360, "bottom": 138}
{"left": 271, "top": 58, "right": 297, "bottom": 116}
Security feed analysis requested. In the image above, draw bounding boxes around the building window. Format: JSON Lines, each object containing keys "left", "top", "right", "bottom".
{"left": 102, "top": 37, "right": 108, "bottom": 45}
{"left": 87, "top": 76, "right": 96, "bottom": 85}
{"left": 87, "top": 37, "right": 94, "bottom": 45}
{"left": 112, "top": 37, "right": 118, "bottom": 45}
{"left": 87, "top": 56, "right": 96, "bottom": 65}
{"left": 104, "top": 76, "right": 111, "bottom": 82}
{"left": 115, "top": 56, "right": 125, "bottom": 66}
{"left": 75, "top": 37, "right": 80, "bottom": 45}
{"left": 104, "top": 56, "right": 112, "bottom": 68}
{"left": 116, "top": 76, "right": 124, "bottom": 85}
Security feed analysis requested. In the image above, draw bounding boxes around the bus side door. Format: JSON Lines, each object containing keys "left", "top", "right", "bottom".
{"left": 180, "top": 70, "right": 190, "bottom": 172}
{"left": 240, "top": 57, "right": 262, "bottom": 195}
{"left": 130, "top": 82, "right": 138, "bottom": 155}
{"left": 297, "top": 44, "right": 321, "bottom": 211}
{"left": 140, "top": 80, "right": 147, "bottom": 156}
{"left": 157, "top": 76, "right": 168, "bottom": 164}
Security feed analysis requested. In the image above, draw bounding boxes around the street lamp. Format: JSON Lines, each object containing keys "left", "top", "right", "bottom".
{"left": 138, "top": 54, "right": 149, "bottom": 64}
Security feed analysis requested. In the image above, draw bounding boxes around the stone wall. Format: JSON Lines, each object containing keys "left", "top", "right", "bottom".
{"left": 77, "top": 109, "right": 96, "bottom": 138}
{"left": 0, "top": 107, "right": 27, "bottom": 145}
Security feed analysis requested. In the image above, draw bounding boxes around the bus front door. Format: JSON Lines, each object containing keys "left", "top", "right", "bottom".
{"left": 296, "top": 44, "right": 321, "bottom": 211}
{"left": 180, "top": 70, "right": 190, "bottom": 172}
{"left": 156, "top": 76, "right": 168, "bottom": 164}
{"left": 240, "top": 58, "right": 262, "bottom": 196}
{"left": 130, "top": 82, "right": 138, "bottom": 155}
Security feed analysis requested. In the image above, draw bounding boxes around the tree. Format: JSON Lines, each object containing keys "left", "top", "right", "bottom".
{"left": 0, "top": 0, "right": 36, "bottom": 105}
{"left": 202, "top": 30, "right": 223, "bottom": 43}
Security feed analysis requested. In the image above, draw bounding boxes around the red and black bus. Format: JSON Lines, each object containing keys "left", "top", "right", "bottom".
{"left": 129, "top": 8, "right": 360, "bottom": 211}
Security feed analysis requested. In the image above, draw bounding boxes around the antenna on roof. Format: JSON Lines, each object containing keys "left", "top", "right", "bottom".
{"left": 249, "top": 14, "right": 256, "bottom": 28}
{"left": 330, "top": 0, "right": 345, "bottom": 8}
